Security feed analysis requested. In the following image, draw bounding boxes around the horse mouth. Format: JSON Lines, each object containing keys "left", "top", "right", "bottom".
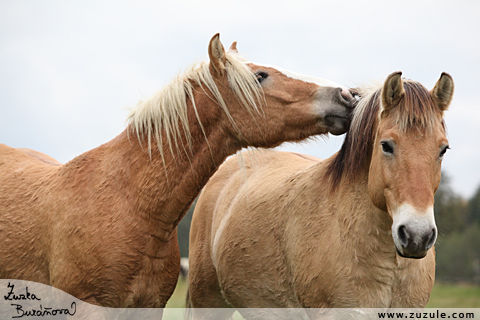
{"left": 324, "top": 115, "right": 349, "bottom": 135}
{"left": 395, "top": 246, "right": 428, "bottom": 260}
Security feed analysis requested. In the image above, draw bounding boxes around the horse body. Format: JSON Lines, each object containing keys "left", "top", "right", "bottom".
{"left": 188, "top": 72, "right": 454, "bottom": 315}
{"left": 193, "top": 152, "right": 433, "bottom": 309}
{"left": 0, "top": 34, "right": 353, "bottom": 308}
{"left": 1, "top": 134, "right": 181, "bottom": 307}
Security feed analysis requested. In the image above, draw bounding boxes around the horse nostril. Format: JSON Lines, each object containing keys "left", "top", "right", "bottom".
{"left": 398, "top": 225, "right": 409, "bottom": 248}
{"left": 341, "top": 88, "right": 352, "bottom": 99}
{"left": 425, "top": 228, "right": 437, "bottom": 250}
{"left": 339, "top": 87, "right": 354, "bottom": 102}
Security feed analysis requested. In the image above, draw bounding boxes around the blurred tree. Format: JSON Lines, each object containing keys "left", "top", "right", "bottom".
{"left": 434, "top": 172, "right": 467, "bottom": 235}
{"left": 435, "top": 224, "right": 480, "bottom": 284}
{"left": 434, "top": 172, "right": 480, "bottom": 284}
{"left": 466, "top": 185, "right": 480, "bottom": 225}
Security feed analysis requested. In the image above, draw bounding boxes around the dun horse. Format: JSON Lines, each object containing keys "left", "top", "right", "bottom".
{"left": 0, "top": 34, "right": 355, "bottom": 308}
{"left": 188, "top": 72, "right": 454, "bottom": 316}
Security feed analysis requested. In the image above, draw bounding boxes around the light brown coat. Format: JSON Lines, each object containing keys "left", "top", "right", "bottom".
{"left": 0, "top": 34, "right": 353, "bottom": 308}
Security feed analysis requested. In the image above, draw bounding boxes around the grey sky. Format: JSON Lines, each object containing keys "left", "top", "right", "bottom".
{"left": 1, "top": 1, "right": 479, "bottom": 197}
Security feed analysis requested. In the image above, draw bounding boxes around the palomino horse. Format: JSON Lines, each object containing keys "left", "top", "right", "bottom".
{"left": 188, "top": 72, "right": 454, "bottom": 317}
{"left": 0, "top": 34, "right": 354, "bottom": 309}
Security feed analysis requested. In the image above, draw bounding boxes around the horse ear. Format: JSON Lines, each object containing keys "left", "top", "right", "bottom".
{"left": 382, "top": 71, "right": 405, "bottom": 110}
{"left": 229, "top": 41, "right": 238, "bottom": 53}
{"left": 431, "top": 72, "right": 454, "bottom": 112}
{"left": 208, "top": 33, "right": 227, "bottom": 78}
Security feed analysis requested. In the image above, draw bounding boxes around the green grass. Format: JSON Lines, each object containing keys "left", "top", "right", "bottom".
{"left": 426, "top": 283, "right": 480, "bottom": 308}
{"left": 166, "top": 277, "right": 188, "bottom": 308}
{"left": 166, "top": 278, "right": 480, "bottom": 308}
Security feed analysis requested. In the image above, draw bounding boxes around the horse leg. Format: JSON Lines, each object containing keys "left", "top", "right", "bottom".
{"left": 188, "top": 271, "right": 234, "bottom": 320}
{"left": 187, "top": 252, "right": 234, "bottom": 320}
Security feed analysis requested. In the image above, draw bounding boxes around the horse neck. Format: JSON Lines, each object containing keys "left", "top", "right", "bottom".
{"left": 66, "top": 96, "right": 240, "bottom": 241}
{"left": 319, "top": 158, "right": 394, "bottom": 255}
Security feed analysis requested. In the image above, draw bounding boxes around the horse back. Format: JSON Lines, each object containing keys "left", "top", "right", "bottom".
{"left": 204, "top": 150, "right": 321, "bottom": 247}
{"left": 0, "top": 143, "right": 61, "bottom": 166}
{"left": 0, "top": 144, "right": 61, "bottom": 190}
{"left": 17, "top": 148, "right": 62, "bottom": 166}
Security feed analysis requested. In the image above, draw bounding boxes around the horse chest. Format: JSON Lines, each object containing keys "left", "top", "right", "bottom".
{"left": 123, "top": 261, "right": 178, "bottom": 307}
{"left": 349, "top": 264, "right": 398, "bottom": 307}
{"left": 55, "top": 223, "right": 181, "bottom": 308}
{"left": 297, "top": 251, "right": 401, "bottom": 308}
{"left": 330, "top": 263, "right": 399, "bottom": 307}
{"left": 121, "top": 232, "right": 181, "bottom": 307}
{"left": 342, "top": 255, "right": 433, "bottom": 308}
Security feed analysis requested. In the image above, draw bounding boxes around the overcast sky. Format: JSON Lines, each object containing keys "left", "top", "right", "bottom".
{"left": 1, "top": 1, "right": 479, "bottom": 198}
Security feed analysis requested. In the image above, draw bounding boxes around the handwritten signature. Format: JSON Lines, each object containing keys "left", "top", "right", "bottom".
{"left": 4, "top": 283, "right": 40, "bottom": 301}
{"left": 4, "top": 282, "right": 76, "bottom": 318}
{"left": 10, "top": 303, "right": 77, "bottom": 318}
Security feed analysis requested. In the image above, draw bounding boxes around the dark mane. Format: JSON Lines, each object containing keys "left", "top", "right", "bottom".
{"left": 325, "top": 80, "right": 442, "bottom": 190}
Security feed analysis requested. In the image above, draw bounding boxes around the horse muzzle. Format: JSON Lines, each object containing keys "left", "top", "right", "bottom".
{"left": 391, "top": 204, "right": 437, "bottom": 259}
{"left": 314, "top": 87, "right": 356, "bottom": 136}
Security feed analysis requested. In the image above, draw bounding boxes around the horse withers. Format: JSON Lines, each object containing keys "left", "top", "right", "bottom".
{"left": 0, "top": 34, "right": 354, "bottom": 309}
{"left": 187, "top": 72, "right": 454, "bottom": 317}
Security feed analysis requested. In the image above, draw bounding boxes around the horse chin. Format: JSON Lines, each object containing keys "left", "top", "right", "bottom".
{"left": 324, "top": 116, "right": 349, "bottom": 135}
{"left": 395, "top": 246, "right": 428, "bottom": 260}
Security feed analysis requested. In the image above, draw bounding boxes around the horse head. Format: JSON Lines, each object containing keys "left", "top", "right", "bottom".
{"left": 368, "top": 72, "right": 454, "bottom": 258}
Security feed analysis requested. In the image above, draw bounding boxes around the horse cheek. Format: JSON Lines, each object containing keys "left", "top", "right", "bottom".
{"left": 368, "top": 158, "right": 387, "bottom": 212}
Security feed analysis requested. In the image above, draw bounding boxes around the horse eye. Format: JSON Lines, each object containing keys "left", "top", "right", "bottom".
{"left": 381, "top": 141, "right": 394, "bottom": 155}
{"left": 439, "top": 145, "right": 450, "bottom": 158}
{"left": 255, "top": 71, "right": 268, "bottom": 84}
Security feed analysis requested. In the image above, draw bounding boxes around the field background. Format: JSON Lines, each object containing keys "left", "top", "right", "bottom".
{"left": 165, "top": 278, "right": 480, "bottom": 308}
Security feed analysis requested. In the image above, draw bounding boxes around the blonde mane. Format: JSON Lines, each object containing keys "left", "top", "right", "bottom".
{"left": 126, "top": 51, "right": 264, "bottom": 160}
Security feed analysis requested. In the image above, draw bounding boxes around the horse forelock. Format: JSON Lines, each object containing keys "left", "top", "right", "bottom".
{"left": 390, "top": 80, "right": 441, "bottom": 132}
{"left": 126, "top": 51, "right": 263, "bottom": 160}
{"left": 325, "top": 80, "right": 444, "bottom": 190}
